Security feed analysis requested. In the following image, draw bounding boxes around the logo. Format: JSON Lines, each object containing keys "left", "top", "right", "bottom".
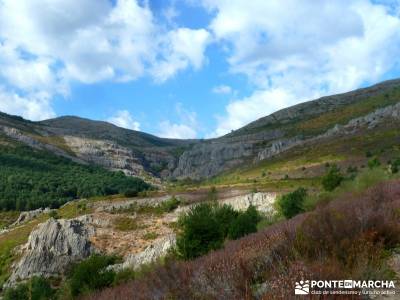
{"left": 294, "top": 279, "right": 396, "bottom": 296}
{"left": 295, "top": 280, "right": 310, "bottom": 295}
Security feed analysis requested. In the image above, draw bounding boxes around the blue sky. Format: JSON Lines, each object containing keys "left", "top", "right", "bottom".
{"left": 1, "top": 0, "right": 400, "bottom": 138}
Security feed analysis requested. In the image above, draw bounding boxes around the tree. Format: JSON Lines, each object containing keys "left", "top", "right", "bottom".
{"left": 321, "top": 165, "right": 343, "bottom": 191}
{"left": 228, "top": 205, "right": 260, "bottom": 239}
{"left": 176, "top": 203, "right": 223, "bottom": 259}
{"left": 276, "top": 187, "right": 307, "bottom": 218}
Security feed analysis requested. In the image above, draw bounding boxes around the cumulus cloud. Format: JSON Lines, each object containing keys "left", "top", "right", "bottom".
{"left": 212, "top": 85, "right": 233, "bottom": 94}
{"left": 0, "top": 87, "right": 55, "bottom": 120}
{"left": 152, "top": 28, "right": 211, "bottom": 82}
{"left": 157, "top": 103, "right": 198, "bottom": 139}
{"left": 202, "top": 0, "right": 400, "bottom": 136}
{"left": 0, "top": 0, "right": 211, "bottom": 119}
{"left": 107, "top": 110, "right": 140, "bottom": 131}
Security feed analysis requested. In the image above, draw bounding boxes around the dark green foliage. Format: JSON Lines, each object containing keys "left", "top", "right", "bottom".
{"left": 228, "top": 205, "right": 261, "bottom": 240}
{"left": 276, "top": 187, "right": 307, "bottom": 218}
{"left": 365, "top": 150, "right": 373, "bottom": 158}
{"left": 68, "top": 255, "right": 117, "bottom": 297}
{"left": 390, "top": 158, "right": 400, "bottom": 174}
{"left": 0, "top": 146, "right": 151, "bottom": 211}
{"left": 214, "top": 204, "right": 239, "bottom": 237}
{"left": 346, "top": 166, "right": 358, "bottom": 180}
{"left": 176, "top": 203, "right": 261, "bottom": 259}
{"left": 368, "top": 157, "right": 381, "bottom": 169}
{"left": 321, "top": 165, "right": 343, "bottom": 191}
{"left": 177, "top": 203, "right": 223, "bottom": 259}
{"left": 3, "top": 276, "right": 55, "bottom": 300}
{"left": 123, "top": 189, "right": 138, "bottom": 197}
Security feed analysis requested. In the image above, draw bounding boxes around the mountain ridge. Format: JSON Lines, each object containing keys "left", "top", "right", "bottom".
{"left": 1, "top": 78, "right": 400, "bottom": 180}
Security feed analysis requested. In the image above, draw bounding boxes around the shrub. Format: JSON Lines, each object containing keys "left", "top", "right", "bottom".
{"left": 3, "top": 276, "right": 55, "bottom": 300}
{"left": 368, "top": 157, "right": 381, "bottom": 169}
{"left": 276, "top": 187, "right": 307, "bottom": 218}
{"left": 68, "top": 255, "right": 118, "bottom": 297}
{"left": 389, "top": 158, "right": 400, "bottom": 174}
{"left": 176, "top": 203, "right": 223, "bottom": 259}
{"left": 160, "top": 196, "right": 181, "bottom": 212}
{"left": 48, "top": 210, "right": 59, "bottom": 219}
{"left": 214, "top": 204, "right": 238, "bottom": 237}
{"left": 114, "top": 217, "right": 140, "bottom": 231}
{"left": 228, "top": 205, "right": 260, "bottom": 240}
{"left": 176, "top": 203, "right": 262, "bottom": 259}
{"left": 124, "top": 189, "right": 138, "bottom": 197}
{"left": 321, "top": 164, "right": 343, "bottom": 191}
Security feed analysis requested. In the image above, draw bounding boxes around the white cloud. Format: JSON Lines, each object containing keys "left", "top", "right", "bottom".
{"left": 0, "top": 87, "right": 55, "bottom": 121}
{"left": 158, "top": 121, "right": 197, "bottom": 139}
{"left": 209, "top": 88, "right": 296, "bottom": 137}
{"left": 107, "top": 110, "right": 140, "bottom": 131}
{"left": 212, "top": 85, "right": 232, "bottom": 94}
{"left": 157, "top": 103, "right": 198, "bottom": 139}
{"left": 152, "top": 28, "right": 211, "bottom": 82}
{"left": 202, "top": 0, "right": 400, "bottom": 136}
{"left": 0, "top": 0, "right": 211, "bottom": 119}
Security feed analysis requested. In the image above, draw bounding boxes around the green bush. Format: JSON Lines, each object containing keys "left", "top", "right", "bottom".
{"left": 176, "top": 203, "right": 262, "bottom": 259}
{"left": 68, "top": 255, "right": 117, "bottom": 297}
{"left": 228, "top": 205, "right": 260, "bottom": 240}
{"left": 390, "top": 158, "right": 400, "bottom": 174}
{"left": 321, "top": 165, "right": 343, "bottom": 191}
{"left": 3, "top": 276, "right": 55, "bottom": 300}
{"left": 160, "top": 196, "right": 181, "bottom": 212}
{"left": 368, "top": 157, "right": 381, "bottom": 169}
{"left": 214, "top": 204, "right": 238, "bottom": 237}
{"left": 176, "top": 203, "right": 223, "bottom": 259}
{"left": 276, "top": 187, "right": 307, "bottom": 218}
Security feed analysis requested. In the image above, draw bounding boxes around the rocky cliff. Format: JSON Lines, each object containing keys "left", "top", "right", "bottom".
{"left": 6, "top": 218, "right": 96, "bottom": 286}
{"left": 1, "top": 78, "right": 400, "bottom": 180}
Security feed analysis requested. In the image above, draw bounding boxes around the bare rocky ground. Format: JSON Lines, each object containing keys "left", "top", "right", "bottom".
{"left": 4, "top": 189, "right": 278, "bottom": 287}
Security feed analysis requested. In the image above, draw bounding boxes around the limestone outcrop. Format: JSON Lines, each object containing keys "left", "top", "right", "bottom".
{"left": 6, "top": 218, "right": 96, "bottom": 286}
{"left": 110, "top": 234, "right": 176, "bottom": 272}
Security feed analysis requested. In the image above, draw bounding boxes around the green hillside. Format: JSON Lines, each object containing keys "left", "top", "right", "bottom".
{"left": 0, "top": 144, "right": 151, "bottom": 211}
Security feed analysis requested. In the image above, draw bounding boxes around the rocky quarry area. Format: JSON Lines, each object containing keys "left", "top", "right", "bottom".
{"left": 4, "top": 191, "right": 277, "bottom": 287}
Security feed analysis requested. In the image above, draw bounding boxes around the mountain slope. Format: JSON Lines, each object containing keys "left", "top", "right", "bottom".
{"left": 1, "top": 78, "right": 400, "bottom": 181}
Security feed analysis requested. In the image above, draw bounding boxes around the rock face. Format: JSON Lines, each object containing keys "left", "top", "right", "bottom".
{"left": 11, "top": 208, "right": 52, "bottom": 227}
{"left": 221, "top": 192, "right": 277, "bottom": 214}
{"left": 64, "top": 136, "right": 145, "bottom": 177}
{"left": 7, "top": 218, "right": 95, "bottom": 286}
{"left": 110, "top": 234, "right": 176, "bottom": 272}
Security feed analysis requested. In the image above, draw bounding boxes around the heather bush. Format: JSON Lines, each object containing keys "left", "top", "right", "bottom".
{"left": 321, "top": 164, "right": 343, "bottom": 191}
{"left": 276, "top": 187, "right": 307, "bottom": 218}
